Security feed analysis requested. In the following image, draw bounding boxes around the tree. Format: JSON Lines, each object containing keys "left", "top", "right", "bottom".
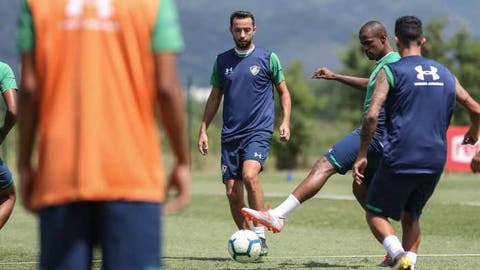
{"left": 271, "top": 61, "right": 317, "bottom": 169}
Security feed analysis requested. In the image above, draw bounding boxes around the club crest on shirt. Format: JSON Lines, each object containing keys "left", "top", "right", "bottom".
{"left": 249, "top": 65, "right": 260, "bottom": 76}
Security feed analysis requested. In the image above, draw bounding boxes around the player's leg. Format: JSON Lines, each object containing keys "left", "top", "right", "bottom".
{"left": 221, "top": 138, "right": 251, "bottom": 230}
{"left": 225, "top": 179, "right": 250, "bottom": 229}
{"left": 366, "top": 169, "right": 418, "bottom": 269}
{"left": 39, "top": 202, "right": 94, "bottom": 270}
{"left": 240, "top": 134, "right": 271, "bottom": 255}
{"left": 0, "top": 160, "right": 15, "bottom": 230}
{"left": 99, "top": 201, "right": 161, "bottom": 270}
{"left": 242, "top": 129, "right": 360, "bottom": 232}
{"left": 291, "top": 157, "right": 336, "bottom": 202}
{"left": 400, "top": 173, "right": 441, "bottom": 268}
{"left": 400, "top": 212, "right": 420, "bottom": 268}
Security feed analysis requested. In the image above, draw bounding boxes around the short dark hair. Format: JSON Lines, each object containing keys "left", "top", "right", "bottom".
{"left": 395, "top": 15, "right": 423, "bottom": 47}
{"left": 359, "top": 21, "right": 387, "bottom": 38}
{"left": 230, "top": 11, "right": 255, "bottom": 28}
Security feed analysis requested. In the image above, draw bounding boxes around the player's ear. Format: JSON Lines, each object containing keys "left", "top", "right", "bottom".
{"left": 420, "top": 36, "right": 426, "bottom": 46}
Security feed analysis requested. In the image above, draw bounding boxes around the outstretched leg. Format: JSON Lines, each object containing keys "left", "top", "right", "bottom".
{"left": 0, "top": 184, "right": 16, "bottom": 230}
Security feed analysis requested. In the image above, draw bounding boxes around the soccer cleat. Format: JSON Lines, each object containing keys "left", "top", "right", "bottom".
{"left": 241, "top": 208, "right": 284, "bottom": 233}
{"left": 391, "top": 255, "right": 413, "bottom": 270}
{"left": 260, "top": 237, "right": 268, "bottom": 256}
{"left": 377, "top": 254, "right": 394, "bottom": 267}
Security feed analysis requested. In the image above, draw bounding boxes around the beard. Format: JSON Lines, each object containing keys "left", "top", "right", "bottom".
{"left": 234, "top": 38, "right": 252, "bottom": 50}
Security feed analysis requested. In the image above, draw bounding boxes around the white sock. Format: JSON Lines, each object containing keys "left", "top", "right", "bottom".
{"left": 271, "top": 194, "right": 300, "bottom": 219}
{"left": 405, "top": 251, "right": 417, "bottom": 265}
{"left": 382, "top": 235, "right": 405, "bottom": 259}
{"left": 253, "top": 226, "right": 265, "bottom": 239}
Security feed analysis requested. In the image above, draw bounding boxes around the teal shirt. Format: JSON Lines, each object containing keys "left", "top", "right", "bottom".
{"left": 0, "top": 62, "right": 17, "bottom": 92}
{"left": 361, "top": 52, "right": 401, "bottom": 116}
{"left": 210, "top": 50, "right": 285, "bottom": 88}
{"left": 16, "top": 0, "right": 184, "bottom": 53}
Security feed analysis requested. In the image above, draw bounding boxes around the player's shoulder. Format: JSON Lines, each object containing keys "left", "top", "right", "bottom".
{"left": 217, "top": 48, "right": 236, "bottom": 58}
{"left": 253, "top": 47, "right": 273, "bottom": 57}
{"left": 0, "top": 61, "right": 9, "bottom": 70}
{"left": 0, "top": 61, "right": 12, "bottom": 75}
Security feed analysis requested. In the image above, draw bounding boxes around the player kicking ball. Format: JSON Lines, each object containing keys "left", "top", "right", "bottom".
{"left": 243, "top": 20, "right": 399, "bottom": 267}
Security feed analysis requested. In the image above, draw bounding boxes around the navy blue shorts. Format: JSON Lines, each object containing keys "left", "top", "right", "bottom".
{"left": 39, "top": 201, "right": 162, "bottom": 270}
{"left": 324, "top": 128, "right": 383, "bottom": 185}
{"left": 366, "top": 164, "right": 441, "bottom": 221}
{"left": 221, "top": 132, "right": 271, "bottom": 181}
{"left": 0, "top": 159, "right": 13, "bottom": 190}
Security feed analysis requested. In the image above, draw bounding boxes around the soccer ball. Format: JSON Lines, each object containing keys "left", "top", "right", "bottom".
{"left": 227, "top": 229, "right": 262, "bottom": 263}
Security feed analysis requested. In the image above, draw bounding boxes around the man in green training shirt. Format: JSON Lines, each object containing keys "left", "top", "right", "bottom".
{"left": 0, "top": 61, "right": 18, "bottom": 230}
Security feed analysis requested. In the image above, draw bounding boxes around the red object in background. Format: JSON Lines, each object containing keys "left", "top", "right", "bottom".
{"left": 446, "top": 126, "right": 480, "bottom": 172}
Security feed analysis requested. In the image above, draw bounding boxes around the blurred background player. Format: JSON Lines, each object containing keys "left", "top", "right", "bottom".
{"left": 242, "top": 20, "right": 399, "bottom": 266}
{"left": 197, "top": 10, "right": 291, "bottom": 256}
{"left": 17, "top": 0, "right": 190, "bottom": 269}
{"left": 0, "top": 61, "right": 17, "bottom": 230}
{"left": 353, "top": 15, "right": 480, "bottom": 270}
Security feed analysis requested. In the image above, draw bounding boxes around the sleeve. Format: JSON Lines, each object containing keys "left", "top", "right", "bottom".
{"left": 209, "top": 59, "right": 221, "bottom": 88}
{"left": 269, "top": 52, "right": 285, "bottom": 85}
{"left": 151, "top": 0, "right": 185, "bottom": 52}
{"left": 0, "top": 64, "right": 18, "bottom": 92}
{"left": 16, "top": 0, "right": 35, "bottom": 53}
{"left": 383, "top": 65, "right": 395, "bottom": 88}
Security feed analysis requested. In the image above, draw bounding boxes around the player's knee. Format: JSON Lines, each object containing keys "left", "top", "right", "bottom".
{"left": 310, "top": 157, "right": 335, "bottom": 177}
{"left": 242, "top": 171, "right": 258, "bottom": 185}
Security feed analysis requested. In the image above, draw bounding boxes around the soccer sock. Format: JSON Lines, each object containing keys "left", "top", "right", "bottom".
{"left": 382, "top": 235, "right": 405, "bottom": 259}
{"left": 405, "top": 251, "right": 417, "bottom": 265}
{"left": 253, "top": 226, "right": 266, "bottom": 239}
{"left": 271, "top": 194, "right": 301, "bottom": 219}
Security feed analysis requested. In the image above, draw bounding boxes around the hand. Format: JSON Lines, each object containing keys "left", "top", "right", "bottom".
{"left": 462, "top": 127, "right": 478, "bottom": 145}
{"left": 19, "top": 165, "right": 35, "bottom": 213}
{"left": 279, "top": 122, "right": 290, "bottom": 142}
{"left": 311, "top": 67, "right": 336, "bottom": 80}
{"left": 352, "top": 156, "right": 368, "bottom": 185}
{"left": 164, "top": 163, "right": 191, "bottom": 215}
{"left": 471, "top": 151, "right": 480, "bottom": 173}
{"left": 198, "top": 131, "right": 209, "bottom": 155}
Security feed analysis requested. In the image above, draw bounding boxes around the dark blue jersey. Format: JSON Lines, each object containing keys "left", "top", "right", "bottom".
{"left": 383, "top": 55, "right": 456, "bottom": 174}
{"left": 212, "top": 47, "right": 283, "bottom": 141}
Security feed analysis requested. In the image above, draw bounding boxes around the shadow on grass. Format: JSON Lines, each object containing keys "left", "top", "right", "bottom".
{"left": 163, "top": 256, "right": 231, "bottom": 262}
{"left": 164, "top": 257, "right": 364, "bottom": 269}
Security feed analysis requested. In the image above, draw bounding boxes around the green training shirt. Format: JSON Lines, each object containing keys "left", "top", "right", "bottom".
{"left": 0, "top": 62, "right": 17, "bottom": 92}
{"left": 361, "top": 52, "right": 401, "bottom": 116}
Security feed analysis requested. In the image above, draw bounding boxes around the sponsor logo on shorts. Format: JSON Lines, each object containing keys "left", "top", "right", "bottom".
{"left": 221, "top": 164, "right": 227, "bottom": 175}
{"left": 254, "top": 152, "right": 264, "bottom": 160}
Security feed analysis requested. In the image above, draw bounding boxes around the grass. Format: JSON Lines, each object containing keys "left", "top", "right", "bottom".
{"left": 0, "top": 171, "right": 479, "bottom": 269}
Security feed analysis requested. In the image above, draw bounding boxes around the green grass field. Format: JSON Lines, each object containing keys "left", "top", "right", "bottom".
{"left": 0, "top": 171, "right": 479, "bottom": 269}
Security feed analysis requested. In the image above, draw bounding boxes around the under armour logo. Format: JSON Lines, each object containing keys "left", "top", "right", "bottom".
{"left": 415, "top": 65, "right": 440, "bottom": 81}
{"left": 254, "top": 152, "right": 263, "bottom": 159}
{"left": 225, "top": 67, "right": 233, "bottom": 75}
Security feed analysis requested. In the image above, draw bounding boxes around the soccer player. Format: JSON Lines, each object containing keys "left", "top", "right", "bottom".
{"left": 17, "top": 0, "right": 190, "bottom": 269}
{"left": 197, "top": 10, "right": 292, "bottom": 256}
{"left": 241, "top": 20, "right": 399, "bottom": 266}
{"left": 0, "top": 61, "right": 17, "bottom": 230}
{"left": 353, "top": 15, "right": 480, "bottom": 270}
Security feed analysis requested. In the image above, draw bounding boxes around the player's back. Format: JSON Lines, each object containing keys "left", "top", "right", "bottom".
{"left": 383, "top": 55, "right": 456, "bottom": 174}
{"left": 19, "top": 0, "right": 173, "bottom": 208}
